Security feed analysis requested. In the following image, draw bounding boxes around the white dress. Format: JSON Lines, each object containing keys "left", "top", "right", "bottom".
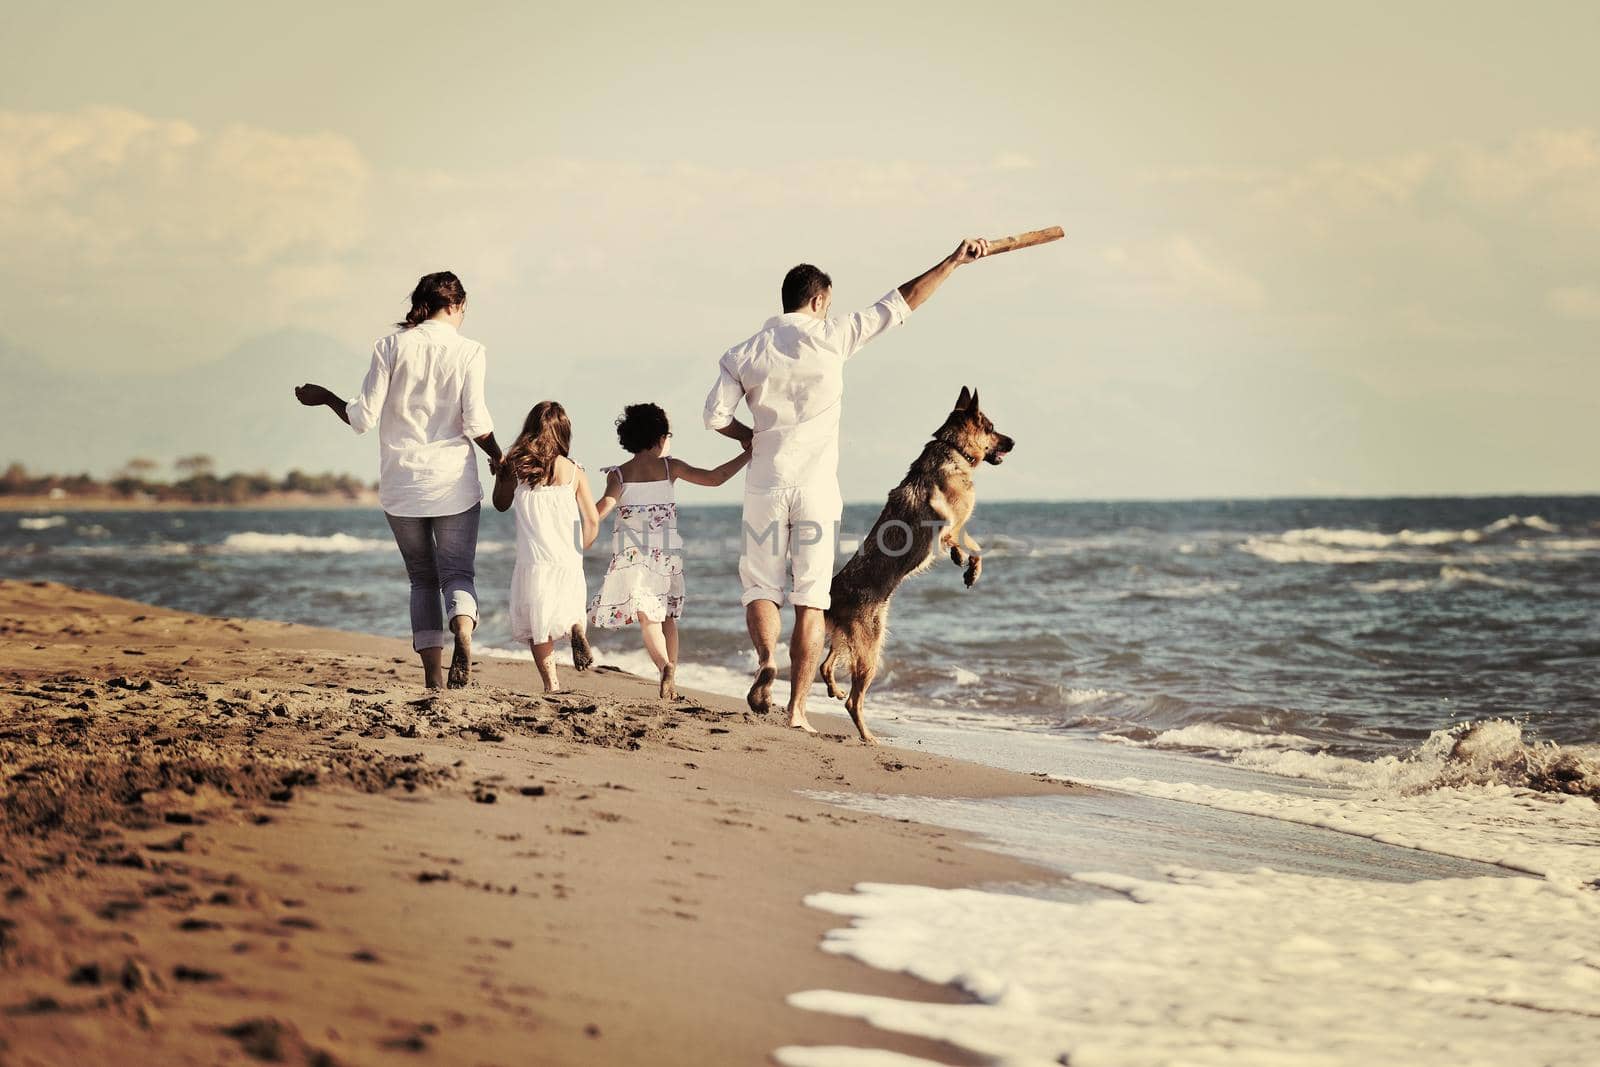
{"left": 588, "top": 458, "right": 685, "bottom": 628}
{"left": 508, "top": 468, "right": 589, "bottom": 644}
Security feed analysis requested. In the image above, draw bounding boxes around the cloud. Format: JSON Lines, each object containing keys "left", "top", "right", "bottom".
{"left": 1546, "top": 283, "right": 1600, "bottom": 321}
{"left": 1451, "top": 129, "right": 1600, "bottom": 224}
{"left": 0, "top": 107, "right": 367, "bottom": 265}
{"left": 1101, "top": 235, "right": 1265, "bottom": 309}
{"left": 0, "top": 104, "right": 1051, "bottom": 371}
{"left": 0, "top": 106, "right": 371, "bottom": 364}
{"left": 1109, "top": 128, "right": 1600, "bottom": 396}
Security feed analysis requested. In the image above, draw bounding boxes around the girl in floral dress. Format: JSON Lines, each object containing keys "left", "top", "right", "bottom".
{"left": 590, "top": 403, "right": 749, "bottom": 698}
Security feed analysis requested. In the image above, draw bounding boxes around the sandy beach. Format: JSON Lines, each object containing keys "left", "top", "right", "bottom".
{"left": 0, "top": 579, "right": 1077, "bottom": 1066}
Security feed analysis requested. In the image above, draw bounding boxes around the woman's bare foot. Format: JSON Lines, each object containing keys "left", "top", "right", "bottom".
{"left": 421, "top": 647, "right": 446, "bottom": 689}
{"left": 788, "top": 715, "right": 818, "bottom": 734}
{"left": 448, "top": 619, "right": 473, "bottom": 689}
{"left": 659, "top": 663, "right": 677, "bottom": 700}
{"left": 570, "top": 625, "right": 594, "bottom": 672}
{"left": 747, "top": 665, "right": 776, "bottom": 713}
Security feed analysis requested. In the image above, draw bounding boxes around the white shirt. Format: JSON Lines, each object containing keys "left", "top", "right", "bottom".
{"left": 345, "top": 319, "right": 494, "bottom": 517}
{"left": 703, "top": 289, "right": 911, "bottom": 491}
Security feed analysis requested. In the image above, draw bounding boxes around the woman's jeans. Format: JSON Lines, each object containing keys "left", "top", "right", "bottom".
{"left": 385, "top": 504, "right": 481, "bottom": 652}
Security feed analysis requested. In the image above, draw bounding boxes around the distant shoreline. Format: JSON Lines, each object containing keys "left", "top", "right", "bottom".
{"left": 0, "top": 492, "right": 380, "bottom": 512}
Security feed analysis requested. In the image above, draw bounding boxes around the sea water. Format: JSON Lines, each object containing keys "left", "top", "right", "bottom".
{"left": 6, "top": 497, "right": 1600, "bottom": 1063}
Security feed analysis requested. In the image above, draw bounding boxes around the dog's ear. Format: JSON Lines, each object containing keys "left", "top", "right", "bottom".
{"left": 970, "top": 389, "right": 980, "bottom": 412}
{"left": 955, "top": 386, "right": 972, "bottom": 411}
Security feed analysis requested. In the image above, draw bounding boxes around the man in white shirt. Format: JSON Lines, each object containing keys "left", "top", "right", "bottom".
{"left": 705, "top": 236, "right": 989, "bottom": 731}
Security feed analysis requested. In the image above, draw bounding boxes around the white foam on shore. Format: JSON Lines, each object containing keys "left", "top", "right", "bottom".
{"left": 1077, "top": 774, "right": 1600, "bottom": 884}
{"left": 787, "top": 869, "right": 1600, "bottom": 1067}
{"left": 17, "top": 516, "right": 67, "bottom": 530}
{"left": 1086, "top": 721, "right": 1600, "bottom": 883}
{"left": 781, "top": 713, "right": 1600, "bottom": 1065}
{"left": 219, "top": 531, "right": 392, "bottom": 554}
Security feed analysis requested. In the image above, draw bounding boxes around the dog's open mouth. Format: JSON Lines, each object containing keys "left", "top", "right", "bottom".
{"left": 985, "top": 439, "right": 1015, "bottom": 465}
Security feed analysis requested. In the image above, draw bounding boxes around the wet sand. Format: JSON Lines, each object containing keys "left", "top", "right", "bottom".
{"left": 0, "top": 580, "right": 1079, "bottom": 1066}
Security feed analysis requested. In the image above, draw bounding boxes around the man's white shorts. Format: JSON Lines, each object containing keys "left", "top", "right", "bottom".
{"left": 739, "top": 483, "right": 843, "bottom": 610}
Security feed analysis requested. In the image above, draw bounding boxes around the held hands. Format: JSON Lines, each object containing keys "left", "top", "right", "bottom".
{"left": 949, "top": 237, "right": 989, "bottom": 266}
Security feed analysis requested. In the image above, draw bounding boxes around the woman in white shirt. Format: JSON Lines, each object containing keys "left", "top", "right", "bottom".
{"left": 295, "top": 271, "right": 502, "bottom": 689}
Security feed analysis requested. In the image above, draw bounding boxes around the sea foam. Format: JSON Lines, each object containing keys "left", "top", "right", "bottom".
{"left": 219, "top": 531, "right": 393, "bottom": 554}
{"left": 1240, "top": 513, "right": 1581, "bottom": 566}
{"left": 786, "top": 868, "right": 1600, "bottom": 1067}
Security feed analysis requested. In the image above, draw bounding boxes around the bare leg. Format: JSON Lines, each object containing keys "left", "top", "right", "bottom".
{"left": 663, "top": 617, "right": 679, "bottom": 664}
{"left": 447, "top": 614, "right": 474, "bottom": 688}
{"left": 640, "top": 619, "right": 674, "bottom": 698}
{"left": 639, "top": 619, "right": 669, "bottom": 670}
{"left": 420, "top": 648, "right": 446, "bottom": 690}
{"left": 570, "top": 623, "right": 594, "bottom": 671}
{"left": 787, "top": 606, "right": 824, "bottom": 733}
{"left": 745, "top": 600, "right": 780, "bottom": 713}
{"left": 663, "top": 617, "right": 680, "bottom": 699}
{"left": 530, "top": 639, "right": 560, "bottom": 693}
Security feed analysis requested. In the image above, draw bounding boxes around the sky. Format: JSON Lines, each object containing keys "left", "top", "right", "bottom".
{"left": 2, "top": 0, "right": 1597, "bottom": 501}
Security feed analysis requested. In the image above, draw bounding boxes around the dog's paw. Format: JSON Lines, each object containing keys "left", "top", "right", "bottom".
{"left": 963, "top": 556, "right": 983, "bottom": 588}
{"left": 949, "top": 544, "right": 967, "bottom": 567}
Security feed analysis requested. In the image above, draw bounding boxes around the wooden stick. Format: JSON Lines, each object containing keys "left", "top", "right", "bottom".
{"left": 983, "top": 226, "right": 1065, "bottom": 256}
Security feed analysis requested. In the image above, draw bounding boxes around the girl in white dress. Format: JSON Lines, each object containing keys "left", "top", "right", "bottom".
{"left": 590, "top": 403, "right": 749, "bottom": 698}
{"left": 493, "top": 401, "right": 599, "bottom": 693}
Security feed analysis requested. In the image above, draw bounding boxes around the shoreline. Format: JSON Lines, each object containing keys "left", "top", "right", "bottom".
{"left": 0, "top": 494, "right": 380, "bottom": 512}
{"left": 0, "top": 579, "right": 1079, "bottom": 1066}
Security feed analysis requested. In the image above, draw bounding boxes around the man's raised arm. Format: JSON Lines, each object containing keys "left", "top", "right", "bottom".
{"left": 897, "top": 237, "right": 989, "bottom": 311}
{"left": 835, "top": 237, "right": 990, "bottom": 359}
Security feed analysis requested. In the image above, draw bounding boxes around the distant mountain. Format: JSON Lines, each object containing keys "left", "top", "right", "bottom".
{"left": 3, "top": 331, "right": 377, "bottom": 480}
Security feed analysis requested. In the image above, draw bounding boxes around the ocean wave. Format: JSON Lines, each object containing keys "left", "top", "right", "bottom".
{"left": 1228, "top": 719, "right": 1600, "bottom": 799}
{"left": 17, "top": 516, "right": 67, "bottom": 530}
{"left": 1240, "top": 538, "right": 1456, "bottom": 565}
{"left": 1242, "top": 514, "right": 1571, "bottom": 565}
{"left": 1288, "top": 514, "right": 1559, "bottom": 549}
{"left": 1058, "top": 687, "right": 1122, "bottom": 707}
{"left": 1122, "top": 579, "right": 1240, "bottom": 601}
{"left": 218, "top": 531, "right": 393, "bottom": 554}
{"left": 1532, "top": 537, "right": 1600, "bottom": 553}
{"left": 1354, "top": 565, "right": 1547, "bottom": 595}
{"left": 1146, "top": 723, "right": 1317, "bottom": 754}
